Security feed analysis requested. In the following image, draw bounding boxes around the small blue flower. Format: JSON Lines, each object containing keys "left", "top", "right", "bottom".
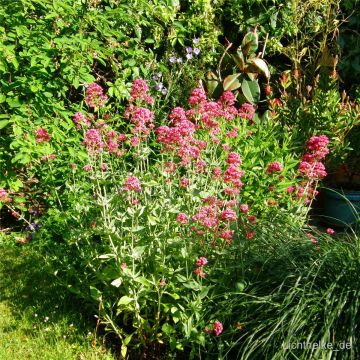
{"left": 176, "top": 57, "right": 183, "bottom": 63}
{"left": 186, "top": 53, "right": 193, "bottom": 60}
{"left": 186, "top": 46, "right": 193, "bottom": 54}
{"left": 193, "top": 48, "right": 200, "bottom": 55}
{"left": 161, "top": 88, "right": 168, "bottom": 95}
{"left": 152, "top": 75, "right": 158, "bottom": 81}
{"left": 169, "top": 56, "right": 176, "bottom": 63}
{"left": 193, "top": 38, "right": 200, "bottom": 44}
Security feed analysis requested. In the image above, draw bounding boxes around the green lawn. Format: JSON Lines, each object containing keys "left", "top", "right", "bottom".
{"left": 0, "top": 238, "right": 114, "bottom": 360}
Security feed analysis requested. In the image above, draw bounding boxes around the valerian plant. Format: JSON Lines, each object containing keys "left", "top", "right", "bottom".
{"left": 4, "top": 80, "right": 329, "bottom": 357}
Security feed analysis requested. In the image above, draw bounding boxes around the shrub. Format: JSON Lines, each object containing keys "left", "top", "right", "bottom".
{"left": 0, "top": 0, "right": 221, "bottom": 206}
{"left": 4, "top": 79, "right": 329, "bottom": 357}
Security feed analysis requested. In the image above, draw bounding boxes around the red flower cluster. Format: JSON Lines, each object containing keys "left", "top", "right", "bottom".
{"left": 177, "top": 212, "right": 188, "bottom": 225}
{"left": 227, "top": 152, "right": 242, "bottom": 166}
{"left": 125, "top": 81, "right": 155, "bottom": 144}
{"left": 83, "top": 128, "right": 103, "bottom": 152}
{"left": 35, "top": 128, "right": 51, "bottom": 143}
{"left": 205, "top": 320, "right": 224, "bottom": 336}
{"left": 238, "top": 103, "right": 255, "bottom": 121}
{"left": 130, "top": 79, "right": 154, "bottom": 105}
{"left": 193, "top": 205, "right": 219, "bottom": 229}
{"left": 194, "top": 256, "right": 208, "bottom": 278}
{"left": 85, "top": 83, "right": 108, "bottom": 108}
{"left": 186, "top": 88, "right": 239, "bottom": 135}
{"left": 221, "top": 208, "right": 237, "bottom": 222}
{"left": 267, "top": 161, "right": 283, "bottom": 174}
{"left": 299, "top": 135, "right": 329, "bottom": 180}
{"left": 82, "top": 127, "right": 127, "bottom": 157}
{"left": 156, "top": 113, "right": 200, "bottom": 166}
{"left": 285, "top": 134, "right": 329, "bottom": 204}
{"left": 123, "top": 176, "right": 142, "bottom": 193}
{"left": 126, "top": 106, "right": 155, "bottom": 139}
{"left": 73, "top": 112, "right": 91, "bottom": 129}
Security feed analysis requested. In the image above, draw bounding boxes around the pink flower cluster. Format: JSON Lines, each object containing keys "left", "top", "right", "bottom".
{"left": 0, "top": 188, "right": 11, "bottom": 203}
{"left": 285, "top": 135, "right": 329, "bottom": 205}
{"left": 156, "top": 108, "right": 200, "bottom": 166}
{"left": 123, "top": 176, "right": 141, "bottom": 193}
{"left": 194, "top": 256, "right": 208, "bottom": 278}
{"left": 190, "top": 196, "right": 246, "bottom": 245}
{"left": 223, "top": 152, "right": 245, "bottom": 196}
{"left": 221, "top": 208, "right": 237, "bottom": 222}
{"left": 125, "top": 81, "right": 155, "bottom": 143}
{"left": 188, "top": 88, "right": 207, "bottom": 106}
{"left": 73, "top": 112, "right": 91, "bottom": 129}
{"left": 35, "top": 128, "right": 51, "bottom": 143}
{"left": 83, "top": 128, "right": 102, "bottom": 151}
{"left": 156, "top": 88, "right": 251, "bottom": 176}
{"left": 205, "top": 320, "right": 223, "bottom": 336}
{"left": 299, "top": 135, "right": 329, "bottom": 180}
{"left": 82, "top": 128, "right": 127, "bottom": 156}
{"left": 213, "top": 320, "right": 223, "bottom": 336}
{"left": 85, "top": 83, "right": 108, "bottom": 108}
{"left": 126, "top": 106, "right": 155, "bottom": 139}
{"left": 227, "top": 152, "right": 242, "bottom": 166}
{"left": 130, "top": 79, "right": 154, "bottom": 105}
{"left": 238, "top": 103, "right": 255, "bottom": 121}
{"left": 177, "top": 212, "right": 188, "bottom": 225}
{"left": 223, "top": 164, "right": 244, "bottom": 194}
{"left": 180, "top": 177, "right": 190, "bottom": 187}
{"left": 186, "top": 88, "right": 241, "bottom": 135}
{"left": 193, "top": 205, "right": 219, "bottom": 228}
{"left": 267, "top": 161, "right": 283, "bottom": 174}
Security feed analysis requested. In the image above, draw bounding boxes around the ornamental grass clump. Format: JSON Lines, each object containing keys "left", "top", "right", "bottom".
{"left": 8, "top": 79, "right": 332, "bottom": 357}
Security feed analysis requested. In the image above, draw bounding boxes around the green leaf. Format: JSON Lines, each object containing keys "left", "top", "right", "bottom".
{"left": 162, "top": 323, "right": 175, "bottom": 335}
{"left": 147, "top": 215, "right": 158, "bottom": 226}
{"left": 9, "top": 179, "right": 23, "bottom": 191}
{"left": 132, "top": 246, "right": 146, "bottom": 259}
{"left": 89, "top": 286, "right": 102, "bottom": 301}
{"left": 123, "top": 333, "right": 133, "bottom": 346}
{"left": 241, "top": 78, "right": 260, "bottom": 104}
{"left": 199, "top": 286, "right": 210, "bottom": 299}
{"left": 247, "top": 58, "right": 271, "bottom": 79}
{"left": 205, "top": 71, "right": 220, "bottom": 97}
{"left": 223, "top": 74, "right": 241, "bottom": 91}
{"left": 118, "top": 296, "right": 133, "bottom": 306}
{"left": 232, "top": 51, "right": 245, "bottom": 71}
{"left": 12, "top": 153, "right": 31, "bottom": 164}
{"left": 134, "top": 276, "right": 152, "bottom": 286}
{"left": 6, "top": 97, "right": 21, "bottom": 108}
{"left": 242, "top": 31, "right": 258, "bottom": 56}
{"left": 0, "top": 120, "right": 9, "bottom": 129}
{"left": 164, "top": 292, "right": 180, "bottom": 300}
